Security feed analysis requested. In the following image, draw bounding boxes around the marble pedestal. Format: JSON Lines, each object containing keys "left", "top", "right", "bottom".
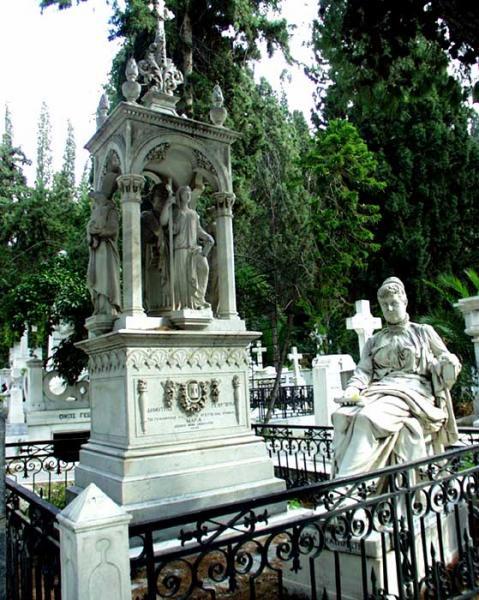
{"left": 73, "top": 328, "right": 285, "bottom": 522}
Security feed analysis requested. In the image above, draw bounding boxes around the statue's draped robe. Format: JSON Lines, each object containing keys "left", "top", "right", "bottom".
{"left": 332, "top": 322, "right": 459, "bottom": 477}
{"left": 172, "top": 208, "right": 210, "bottom": 310}
{"left": 141, "top": 209, "right": 170, "bottom": 313}
{"left": 87, "top": 205, "right": 121, "bottom": 315}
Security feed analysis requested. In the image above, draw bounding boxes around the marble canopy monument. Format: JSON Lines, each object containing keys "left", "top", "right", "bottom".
{"left": 74, "top": 1, "right": 284, "bottom": 521}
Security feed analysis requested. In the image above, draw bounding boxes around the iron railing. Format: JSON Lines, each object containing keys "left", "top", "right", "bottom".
{"left": 6, "top": 477, "right": 61, "bottom": 599}
{"left": 250, "top": 385, "right": 314, "bottom": 420}
{"left": 252, "top": 423, "right": 334, "bottom": 487}
{"left": 128, "top": 444, "right": 479, "bottom": 599}
{"left": 4, "top": 437, "right": 85, "bottom": 504}
{"left": 3, "top": 426, "right": 478, "bottom": 499}
{"left": 456, "top": 427, "right": 479, "bottom": 446}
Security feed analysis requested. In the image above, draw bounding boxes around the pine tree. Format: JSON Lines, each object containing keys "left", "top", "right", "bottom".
{"left": 61, "top": 120, "right": 76, "bottom": 190}
{"left": 36, "top": 101, "right": 53, "bottom": 190}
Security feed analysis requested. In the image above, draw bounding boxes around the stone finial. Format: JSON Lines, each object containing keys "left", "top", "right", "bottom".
{"left": 134, "top": 0, "right": 184, "bottom": 114}
{"left": 210, "top": 84, "right": 227, "bottom": 126}
{"left": 212, "top": 84, "right": 224, "bottom": 108}
{"left": 96, "top": 94, "right": 109, "bottom": 129}
{"left": 122, "top": 57, "right": 141, "bottom": 103}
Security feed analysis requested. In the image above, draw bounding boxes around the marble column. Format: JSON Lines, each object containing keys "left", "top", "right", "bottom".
{"left": 213, "top": 192, "right": 238, "bottom": 320}
{"left": 117, "top": 174, "right": 145, "bottom": 317}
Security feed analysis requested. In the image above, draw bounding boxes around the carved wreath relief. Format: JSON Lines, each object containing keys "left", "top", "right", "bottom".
{"left": 163, "top": 378, "right": 221, "bottom": 415}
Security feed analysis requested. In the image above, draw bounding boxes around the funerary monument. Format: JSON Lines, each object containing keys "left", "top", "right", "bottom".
{"left": 73, "top": 0, "right": 283, "bottom": 521}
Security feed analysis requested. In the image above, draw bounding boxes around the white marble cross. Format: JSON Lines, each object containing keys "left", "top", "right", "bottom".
{"left": 287, "top": 346, "right": 303, "bottom": 384}
{"left": 346, "top": 300, "right": 382, "bottom": 356}
{"left": 252, "top": 341, "right": 267, "bottom": 370}
{"left": 150, "top": 0, "right": 174, "bottom": 22}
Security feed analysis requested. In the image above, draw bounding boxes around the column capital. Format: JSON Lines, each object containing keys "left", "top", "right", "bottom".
{"left": 117, "top": 174, "right": 145, "bottom": 200}
{"left": 213, "top": 191, "right": 236, "bottom": 217}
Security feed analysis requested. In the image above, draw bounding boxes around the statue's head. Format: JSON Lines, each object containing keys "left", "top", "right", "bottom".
{"left": 377, "top": 277, "right": 408, "bottom": 325}
{"left": 89, "top": 191, "right": 107, "bottom": 206}
{"left": 150, "top": 184, "right": 167, "bottom": 210}
{"left": 176, "top": 185, "right": 192, "bottom": 208}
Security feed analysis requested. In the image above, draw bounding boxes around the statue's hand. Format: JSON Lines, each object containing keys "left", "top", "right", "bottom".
{"left": 437, "top": 354, "right": 460, "bottom": 389}
{"left": 334, "top": 387, "right": 364, "bottom": 406}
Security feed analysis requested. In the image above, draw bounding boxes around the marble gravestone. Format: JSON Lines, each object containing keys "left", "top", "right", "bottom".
{"left": 73, "top": 1, "right": 284, "bottom": 522}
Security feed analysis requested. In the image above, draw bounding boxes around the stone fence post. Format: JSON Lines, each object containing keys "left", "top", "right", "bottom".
{"left": 57, "top": 483, "right": 132, "bottom": 600}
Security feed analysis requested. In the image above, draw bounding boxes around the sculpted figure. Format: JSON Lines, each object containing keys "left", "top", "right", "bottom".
{"left": 141, "top": 183, "right": 170, "bottom": 313}
{"left": 161, "top": 185, "right": 214, "bottom": 310}
{"left": 86, "top": 192, "right": 121, "bottom": 316}
{"left": 332, "top": 277, "right": 460, "bottom": 477}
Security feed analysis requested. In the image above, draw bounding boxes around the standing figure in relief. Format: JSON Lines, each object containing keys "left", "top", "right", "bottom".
{"left": 141, "top": 183, "right": 170, "bottom": 313}
{"left": 332, "top": 277, "right": 460, "bottom": 477}
{"left": 161, "top": 185, "right": 214, "bottom": 310}
{"left": 86, "top": 191, "right": 121, "bottom": 316}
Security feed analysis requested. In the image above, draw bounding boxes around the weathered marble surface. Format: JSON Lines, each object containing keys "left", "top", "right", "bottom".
{"left": 86, "top": 191, "right": 121, "bottom": 317}
{"left": 333, "top": 277, "right": 460, "bottom": 477}
{"left": 58, "top": 484, "right": 132, "bottom": 600}
{"left": 74, "top": 330, "right": 284, "bottom": 522}
{"left": 160, "top": 185, "right": 214, "bottom": 311}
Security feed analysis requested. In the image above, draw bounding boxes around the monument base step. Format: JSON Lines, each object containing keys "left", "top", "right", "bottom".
{"left": 71, "top": 434, "right": 285, "bottom": 524}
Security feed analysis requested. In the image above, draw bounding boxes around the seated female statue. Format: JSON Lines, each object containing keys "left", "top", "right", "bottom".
{"left": 332, "top": 277, "right": 460, "bottom": 478}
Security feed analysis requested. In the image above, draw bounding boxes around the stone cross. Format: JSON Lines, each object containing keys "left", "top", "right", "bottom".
{"left": 150, "top": 0, "right": 174, "bottom": 64}
{"left": 287, "top": 346, "right": 303, "bottom": 384}
{"left": 346, "top": 300, "right": 382, "bottom": 356}
{"left": 252, "top": 341, "right": 267, "bottom": 370}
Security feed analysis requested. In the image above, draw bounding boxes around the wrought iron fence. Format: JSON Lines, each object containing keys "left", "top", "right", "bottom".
{"left": 456, "top": 426, "right": 479, "bottom": 446}
{"left": 6, "top": 477, "right": 61, "bottom": 599}
{"left": 129, "top": 444, "right": 479, "bottom": 599}
{"left": 252, "top": 423, "right": 334, "bottom": 487}
{"left": 4, "top": 437, "right": 85, "bottom": 504}
{"left": 250, "top": 385, "right": 314, "bottom": 420}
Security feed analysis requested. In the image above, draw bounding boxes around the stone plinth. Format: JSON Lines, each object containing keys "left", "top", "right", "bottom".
{"left": 312, "top": 354, "right": 356, "bottom": 426}
{"left": 73, "top": 329, "right": 284, "bottom": 522}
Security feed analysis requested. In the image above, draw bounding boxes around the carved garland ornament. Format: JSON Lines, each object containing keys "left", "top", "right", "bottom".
{"left": 145, "top": 142, "right": 170, "bottom": 163}
{"left": 178, "top": 380, "right": 208, "bottom": 414}
{"left": 162, "top": 378, "right": 220, "bottom": 415}
{"left": 89, "top": 349, "right": 127, "bottom": 375}
{"left": 125, "top": 348, "right": 248, "bottom": 371}
{"left": 193, "top": 149, "right": 217, "bottom": 175}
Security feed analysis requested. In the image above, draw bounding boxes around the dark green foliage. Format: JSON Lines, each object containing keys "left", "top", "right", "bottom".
{"left": 338, "top": 0, "right": 479, "bottom": 78}
{"left": 0, "top": 105, "right": 91, "bottom": 381}
{"left": 235, "top": 82, "right": 317, "bottom": 373}
{"left": 312, "top": 1, "right": 479, "bottom": 316}
{"left": 418, "top": 270, "right": 479, "bottom": 413}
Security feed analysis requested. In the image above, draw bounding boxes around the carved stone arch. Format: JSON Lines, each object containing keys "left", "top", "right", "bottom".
{"left": 96, "top": 142, "right": 125, "bottom": 197}
{"left": 131, "top": 134, "right": 230, "bottom": 193}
